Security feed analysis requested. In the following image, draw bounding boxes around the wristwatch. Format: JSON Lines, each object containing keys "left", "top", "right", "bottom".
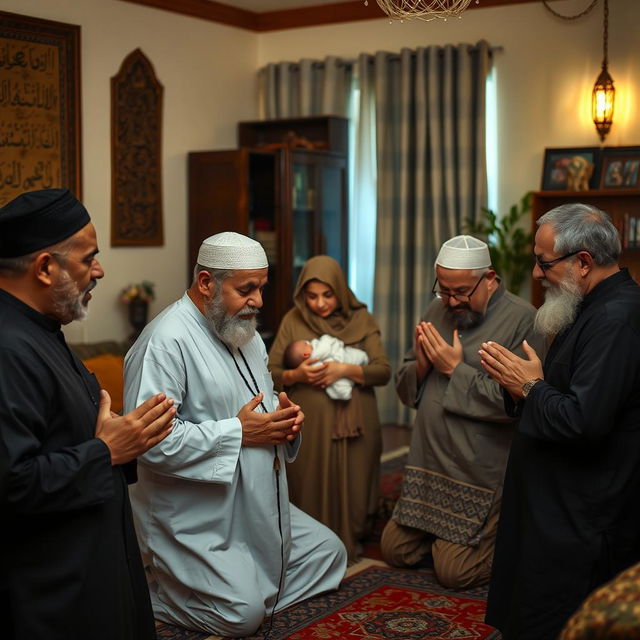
{"left": 522, "top": 378, "right": 543, "bottom": 398}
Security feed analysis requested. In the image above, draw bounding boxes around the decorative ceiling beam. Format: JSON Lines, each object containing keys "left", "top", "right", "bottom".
{"left": 118, "top": 0, "right": 539, "bottom": 32}
{"left": 256, "top": 1, "right": 386, "bottom": 31}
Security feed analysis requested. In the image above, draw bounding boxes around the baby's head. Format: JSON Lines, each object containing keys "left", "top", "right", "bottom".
{"left": 284, "top": 340, "right": 313, "bottom": 369}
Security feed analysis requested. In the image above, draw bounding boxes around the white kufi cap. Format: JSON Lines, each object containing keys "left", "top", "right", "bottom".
{"left": 197, "top": 232, "right": 268, "bottom": 270}
{"left": 435, "top": 235, "right": 491, "bottom": 269}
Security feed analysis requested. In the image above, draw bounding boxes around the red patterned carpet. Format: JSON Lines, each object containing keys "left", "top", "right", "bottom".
{"left": 156, "top": 450, "right": 501, "bottom": 640}
{"left": 156, "top": 562, "right": 499, "bottom": 640}
{"left": 263, "top": 563, "right": 498, "bottom": 640}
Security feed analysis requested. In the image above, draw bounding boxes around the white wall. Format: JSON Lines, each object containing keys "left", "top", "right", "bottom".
{"left": 258, "top": 0, "right": 640, "bottom": 219}
{"left": 3, "top": 0, "right": 638, "bottom": 340}
{"left": 2, "top": 0, "right": 259, "bottom": 342}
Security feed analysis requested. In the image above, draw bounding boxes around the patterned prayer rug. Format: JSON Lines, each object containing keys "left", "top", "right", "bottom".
{"left": 156, "top": 560, "right": 500, "bottom": 640}
{"left": 155, "top": 447, "right": 501, "bottom": 640}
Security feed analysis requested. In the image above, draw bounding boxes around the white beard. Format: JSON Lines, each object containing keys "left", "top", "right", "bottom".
{"left": 534, "top": 271, "right": 583, "bottom": 337}
{"left": 52, "top": 270, "right": 96, "bottom": 323}
{"left": 204, "top": 290, "right": 258, "bottom": 348}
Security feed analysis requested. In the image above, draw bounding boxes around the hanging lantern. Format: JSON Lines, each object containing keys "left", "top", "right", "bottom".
{"left": 592, "top": 0, "right": 615, "bottom": 142}
{"left": 592, "top": 66, "right": 615, "bottom": 142}
{"left": 542, "top": 0, "right": 615, "bottom": 142}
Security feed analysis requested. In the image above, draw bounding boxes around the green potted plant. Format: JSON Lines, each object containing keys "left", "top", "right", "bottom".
{"left": 464, "top": 192, "right": 533, "bottom": 296}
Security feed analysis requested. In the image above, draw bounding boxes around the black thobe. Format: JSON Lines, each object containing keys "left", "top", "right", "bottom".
{"left": 0, "top": 289, "right": 155, "bottom": 640}
{"left": 485, "top": 269, "right": 640, "bottom": 640}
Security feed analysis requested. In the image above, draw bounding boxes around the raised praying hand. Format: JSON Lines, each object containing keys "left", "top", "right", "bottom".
{"left": 418, "top": 322, "right": 463, "bottom": 378}
{"left": 238, "top": 392, "right": 303, "bottom": 446}
{"left": 96, "top": 391, "right": 176, "bottom": 466}
{"left": 479, "top": 340, "right": 543, "bottom": 399}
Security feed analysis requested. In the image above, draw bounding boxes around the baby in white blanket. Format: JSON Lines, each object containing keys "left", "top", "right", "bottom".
{"left": 283, "top": 334, "right": 369, "bottom": 400}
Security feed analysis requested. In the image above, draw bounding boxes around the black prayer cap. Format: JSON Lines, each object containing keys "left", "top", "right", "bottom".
{"left": 0, "top": 189, "right": 91, "bottom": 258}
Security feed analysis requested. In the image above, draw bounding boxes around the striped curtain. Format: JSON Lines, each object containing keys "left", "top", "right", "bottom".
{"left": 369, "top": 42, "right": 491, "bottom": 424}
{"left": 258, "top": 56, "right": 352, "bottom": 119}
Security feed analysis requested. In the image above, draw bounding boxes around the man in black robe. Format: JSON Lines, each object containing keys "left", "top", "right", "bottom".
{"left": 478, "top": 202, "right": 640, "bottom": 640}
{"left": 0, "top": 189, "right": 176, "bottom": 640}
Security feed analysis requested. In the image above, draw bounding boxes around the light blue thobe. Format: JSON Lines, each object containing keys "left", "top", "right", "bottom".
{"left": 125, "top": 293, "right": 346, "bottom": 636}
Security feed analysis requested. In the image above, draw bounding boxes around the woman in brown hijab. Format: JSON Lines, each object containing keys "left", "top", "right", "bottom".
{"left": 268, "top": 256, "right": 390, "bottom": 560}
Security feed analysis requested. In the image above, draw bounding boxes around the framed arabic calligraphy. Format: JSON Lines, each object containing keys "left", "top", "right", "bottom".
{"left": 0, "top": 11, "right": 81, "bottom": 206}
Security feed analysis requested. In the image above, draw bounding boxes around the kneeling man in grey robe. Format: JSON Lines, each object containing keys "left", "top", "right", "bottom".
{"left": 125, "top": 232, "right": 347, "bottom": 637}
{"left": 381, "top": 235, "right": 543, "bottom": 589}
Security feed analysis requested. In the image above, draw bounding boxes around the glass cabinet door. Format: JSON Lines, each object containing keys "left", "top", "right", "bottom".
{"left": 289, "top": 151, "right": 348, "bottom": 292}
{"left": 291, "top": 161, "right": 316, "bottom": 288}
{"left": 247, "top": 152, "right": 278, "bottom": 342}
{"left": 319, "top": 162, "right": 347, "bottom": 268}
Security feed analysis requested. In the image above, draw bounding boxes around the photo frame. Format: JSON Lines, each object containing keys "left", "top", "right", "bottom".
{"left": 599, "top": 146, "right": 640, "bottom": 191}
{"left": 540, "top": 147, "right": 601, "bottom": 192}
{"left": 0, "top": 11, "right": 81, "bottom": 206}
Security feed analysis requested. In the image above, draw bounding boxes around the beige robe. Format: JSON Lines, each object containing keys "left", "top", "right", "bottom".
{"left": 269, "top": 307, "right": 390, "bottom": 560}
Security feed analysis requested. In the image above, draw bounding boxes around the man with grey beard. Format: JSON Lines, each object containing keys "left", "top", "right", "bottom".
{"left": 381, "top": 235, "right": 542, "bottom": 590}
{"left": 0, "top": 188, "right": 176, "bottom": 640}
{"left": 533, "top": 259, "right": 584, "bottom": 337}
{"left": 480, "top": 203, "right": 640, "bottom": 640}
{"left": 124, "top": 232, "right": 346, "bottom": 637}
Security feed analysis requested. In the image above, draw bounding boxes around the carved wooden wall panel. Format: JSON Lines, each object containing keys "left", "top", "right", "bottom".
{"left": 111, "top": 48, "right": 163, "bottom": 246}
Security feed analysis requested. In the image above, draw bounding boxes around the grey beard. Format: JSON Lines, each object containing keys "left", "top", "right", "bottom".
{"left": 52, "top": 271, "right": 96, "bottom": 323}
{"left": 204, "top": 292, "right": 258, "bottom": 348}
{"left": 445, "top": 305, "right": 484, "bottom": 330}
{"left": 534, "top": 272, "right": 583, "bottom": 337}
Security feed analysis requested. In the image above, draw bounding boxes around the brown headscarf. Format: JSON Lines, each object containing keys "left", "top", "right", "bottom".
{"left": 293, "top": 255, "right": 380, "bottom": 440}
{"left": 293, "top": 255, "right": 379, "bottom": 345}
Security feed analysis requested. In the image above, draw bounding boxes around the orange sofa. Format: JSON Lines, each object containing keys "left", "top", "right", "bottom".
{"left": 69, "top": 340, "right": 128, "bottom": 414}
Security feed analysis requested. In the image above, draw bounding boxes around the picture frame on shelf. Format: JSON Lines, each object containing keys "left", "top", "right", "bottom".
{"left": 599, "top": 146, "right": 640, "bottom": 191}
{"left": 540, "top": 147, "right": 601, "bottom": 191}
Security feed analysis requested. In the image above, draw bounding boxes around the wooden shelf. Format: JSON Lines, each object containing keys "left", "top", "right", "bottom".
{"left": 238, "top": 116, "right": 348, "bottom": 155}
{"left": 532, "top": 189, "right": 640, "bottom": 199}
{"left": 531, "top": 190, "right": 640, "bottom": 307}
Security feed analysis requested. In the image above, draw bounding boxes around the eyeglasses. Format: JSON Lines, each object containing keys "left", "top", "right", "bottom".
{"left": 432, "top": 274, "right": 485, "bottom": 303}
{"left": 534, "top": 250, "right": 584, "bottom": 272}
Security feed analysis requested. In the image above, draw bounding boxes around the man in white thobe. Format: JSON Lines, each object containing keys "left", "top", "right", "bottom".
{"left": 125, "top": 232, "right": 347, "bottom": 637}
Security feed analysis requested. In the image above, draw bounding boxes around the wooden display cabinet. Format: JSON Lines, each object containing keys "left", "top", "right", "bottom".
{"left": 238, "top": 115, "right": 348, "bottom": 154}
{"left": 188, "top": 116, "right": 349, "bottom": 343}
{"left": 531, "top": 190, "right": 640, "bottom": 307}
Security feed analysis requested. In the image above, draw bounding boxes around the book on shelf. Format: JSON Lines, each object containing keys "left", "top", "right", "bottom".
{"left": 619, "top": 213, "right": 640, "bottom": 250}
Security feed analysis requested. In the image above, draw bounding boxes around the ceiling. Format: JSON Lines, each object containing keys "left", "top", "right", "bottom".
{"left": 119, "top": 0, "right": 535, "bottom": 32}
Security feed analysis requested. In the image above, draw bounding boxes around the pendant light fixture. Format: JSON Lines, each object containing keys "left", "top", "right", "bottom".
{"left": 371, "top": 0, "right": 477, "bottom": 22}
{"left": 542, "top": 0, "right": 615, "bottom": 142}
{"left": 592, "top": 0, "right": 615, "bottom": 141}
